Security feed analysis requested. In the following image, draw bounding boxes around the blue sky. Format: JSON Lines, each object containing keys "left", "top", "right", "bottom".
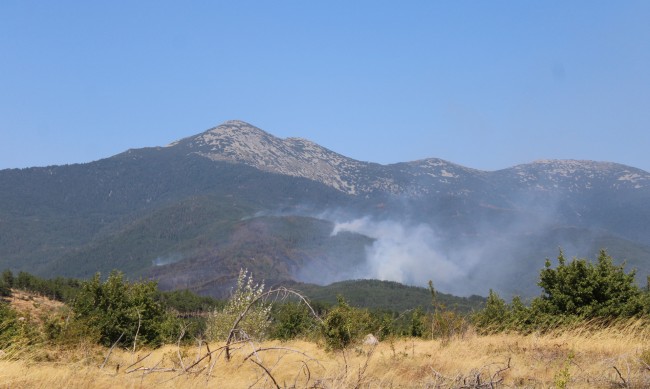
{"left": 1, "top": 1, "right": 649, "bottom": 171}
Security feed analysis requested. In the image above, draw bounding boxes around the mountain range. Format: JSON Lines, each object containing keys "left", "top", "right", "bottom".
{"left": 2, "top": 120, "right": 649, "bottom": 298}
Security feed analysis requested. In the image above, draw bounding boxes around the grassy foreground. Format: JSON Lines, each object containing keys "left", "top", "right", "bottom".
{"left": 2, "top": 323, "right": 650, "bottom": 388}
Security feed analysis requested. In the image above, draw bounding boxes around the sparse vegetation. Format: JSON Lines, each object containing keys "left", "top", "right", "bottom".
{"left": 0, "top": 323, "right": 649, "bottom": 388}
{"left": 1, "top": 249, "right": 650, "bottom": 387}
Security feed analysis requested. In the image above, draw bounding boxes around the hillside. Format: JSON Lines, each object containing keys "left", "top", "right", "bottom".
{"left": 289, "top": 279, "right": 484, "bottom": 313}
{"left": 1, "top": 120, "right": 650, "bottom": 298}
{"left": 149, "top": 215, "right": 372, "bottom": 297}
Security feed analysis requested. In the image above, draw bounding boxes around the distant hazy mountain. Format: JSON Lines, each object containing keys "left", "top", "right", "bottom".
{"left": 1, "top": 120, "right": 649, "bottom": 298}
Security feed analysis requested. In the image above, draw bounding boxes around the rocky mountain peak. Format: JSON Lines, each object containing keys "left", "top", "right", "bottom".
{"left": 166, "top": 121, "right": 650, "bottom": 196}
{"left": 506, "top": 159, "right": 650, "bottom": 191}
{"left": 176, "top": 121, "right": 363, "bottom": 194}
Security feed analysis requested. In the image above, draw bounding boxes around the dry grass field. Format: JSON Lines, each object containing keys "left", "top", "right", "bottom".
{"left": 1, "top": 322, "right": 650, "bottom": 388}
{"left": 3, "top": 288, "right": 650, "bottom": 388}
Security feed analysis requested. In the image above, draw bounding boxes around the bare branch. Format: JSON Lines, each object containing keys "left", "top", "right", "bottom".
{"left": 178, "top": 339, "right": 249, "bottom": 373}
{"left": 100, "top": 332, "right": 124, "bottom": 370}
{"left": 124, "top": 351, "right": 152, "bottom": 372}
{"left": 490, "top": 357, "right": 511, "bottom": 386}
{"left": 132, "top": 310, "right": 142, "bottom": 356}
{"left": 241, "top": 346, "right": 325, "bottom": 372}
{"left": 294, "top": 360, "right": 311, "bottom": 388}
{"left": 353, "top": 343, "right": 376, "bottom": 389}
{"left": 249, "top": 359, "right": 281, "bottom": 389}
{"left": 612, "top": 365, "right": 629, "bottom": 388}
{"left": 176, "top": 325, "right": 187, "bottom": 371}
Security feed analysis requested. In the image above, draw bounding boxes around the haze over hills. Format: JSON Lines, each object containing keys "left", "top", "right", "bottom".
{"left": 1, "top": 120, "right": 649, "bottom": 298}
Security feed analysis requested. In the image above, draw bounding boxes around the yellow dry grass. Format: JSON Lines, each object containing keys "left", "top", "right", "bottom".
{"left": 2, "top": 322, "right": 650, "bottom": 388}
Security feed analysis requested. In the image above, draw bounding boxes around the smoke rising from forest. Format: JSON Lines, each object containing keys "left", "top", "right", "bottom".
{"left": 330, "top": 218, "right": 485, "bottom": 296}
{"left": 250, "top": 196, "right": 597, "bottom": 297}
{"left": 325, "top": 200, "right": 589, "bottom": 297}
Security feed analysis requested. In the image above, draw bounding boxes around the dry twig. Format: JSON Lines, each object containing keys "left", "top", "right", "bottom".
{"left": 99, "top": 332, "right": 124, "bottom": 370}
{"left": 124, "top": 351, "right": 152, "bottom": 372}
{"left": 612, "top": 365, "right": 629, "bottom": 388}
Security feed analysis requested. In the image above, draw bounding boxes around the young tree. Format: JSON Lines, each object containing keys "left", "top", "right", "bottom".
{"left": 206, "top": 269, "right": 271, "bottom": 341}
{"left": 2, "top": 269, "right": 14, "bottom": 288}
{"left": 472, "top": 289, "right": 510, "bottom": 332}
{"left": 537, "top": 250, "right": 642, "bottom": 318}
{"left": 0, "top": 269, "right": 12, "bottom": 297}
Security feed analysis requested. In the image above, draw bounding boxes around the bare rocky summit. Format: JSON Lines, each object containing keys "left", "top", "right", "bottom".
{"left": 169, "top": 120, "right": 650, "bottom": 198}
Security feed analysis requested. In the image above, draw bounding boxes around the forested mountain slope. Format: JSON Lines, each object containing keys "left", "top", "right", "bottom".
{"left": 2, "top": 120, "right": 649, "bottom": 298}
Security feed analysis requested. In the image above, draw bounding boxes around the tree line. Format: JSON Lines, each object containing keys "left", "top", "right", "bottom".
{"left": 2, "top": 249, "right": 650, "bottom": 352}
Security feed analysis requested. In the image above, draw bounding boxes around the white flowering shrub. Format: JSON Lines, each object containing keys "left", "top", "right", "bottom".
{"left": 206, "top": 269, "right": 271, "bottom": 341}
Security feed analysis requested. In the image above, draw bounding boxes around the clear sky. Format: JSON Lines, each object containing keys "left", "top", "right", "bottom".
{"left": 1, "top": 1, "right": 649, "bottom": 171}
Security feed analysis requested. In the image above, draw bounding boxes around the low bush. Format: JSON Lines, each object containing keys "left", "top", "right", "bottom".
{"left": 321, "top": 296, "right": 372, "bottom": 350}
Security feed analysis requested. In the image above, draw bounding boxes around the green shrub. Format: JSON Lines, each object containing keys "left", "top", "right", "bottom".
{"left": 0, "top": 283, "right": 10, "bottom": 298}
{"left": 473, "top": 249, "right": 647, "bottom": 333}
{"left": 367, "top": 311, "right": 393, "bottom": 339}
{"left": 271, "top": 301, "right": 317, "bottom": 340}
{"left": 537, "top": 250, "right": 642, "bottom": 318}
{"left": 472, "top": 289, "right": 509, "bottom": 332}
{"left": 0, "top": 303, "right": 42, "bottom": 351}
{"left": 409, "top": 308, "right": 426, "bottom": 337}
{"left": 0, "top": 303, "right": 20, "bottom": 348}
{"left": 1, "top": 270, "right": 14, "bottom": 297}
{"left": 321, "top": 296, "right": 372, "bottom": 350}
{"left": 71, "top": 271, "right": 177, "bottom": 347}
{"left": 430, "top": 307, "right": 469, "bottom": 340}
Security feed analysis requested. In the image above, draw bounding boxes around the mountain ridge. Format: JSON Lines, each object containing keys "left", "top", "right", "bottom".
{"left": 1, "top": 119, "right": 649, "bottom": 298}
{"left": 162, "top": 120, "right": 650, "bottom": 198}
{"left": 4, "top": 120, "right": 648, "bottom": 192}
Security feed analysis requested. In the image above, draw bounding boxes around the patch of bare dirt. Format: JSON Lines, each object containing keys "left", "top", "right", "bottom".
{"left": 3, "top": 289, "right": 66, "bottom": 323}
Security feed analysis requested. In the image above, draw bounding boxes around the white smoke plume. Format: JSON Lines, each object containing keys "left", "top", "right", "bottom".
{"left": 331, "top": 217, "right": 483, "bottom": 296}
